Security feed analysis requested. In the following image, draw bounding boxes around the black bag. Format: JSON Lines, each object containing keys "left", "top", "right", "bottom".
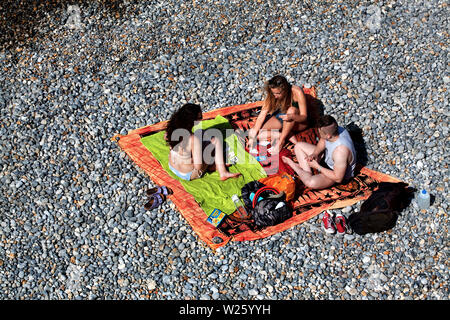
{"left": 241, "top": 180, "right": 266, "bottom": 211}
{"left": 347, "top": 182, "right": 411, "bottom": 235}
{"left": 241, "top": 181, "right": 293, "bottom": 228}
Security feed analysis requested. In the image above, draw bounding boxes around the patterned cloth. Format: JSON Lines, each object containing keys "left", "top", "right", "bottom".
{"left": 115, "top": 87, "right": 403, "bottom": 249}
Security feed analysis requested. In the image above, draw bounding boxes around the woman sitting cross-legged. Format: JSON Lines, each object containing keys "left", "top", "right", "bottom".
{"left": 165, "top": 103, "right": 241, "bottom": 181}
{"left": 247, "top": 75, "right": 309, "bottom": 154}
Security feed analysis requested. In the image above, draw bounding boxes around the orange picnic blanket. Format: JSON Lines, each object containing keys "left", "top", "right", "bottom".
{"left": 114, "top": 87, "right": 401, "bottom": 249}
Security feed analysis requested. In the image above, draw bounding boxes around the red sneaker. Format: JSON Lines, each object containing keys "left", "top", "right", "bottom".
{"left": 334, "top": 213, "right": 347, "bottom": 235}
{"left": 322, "top": 211, "right": 335, "bottom": 235}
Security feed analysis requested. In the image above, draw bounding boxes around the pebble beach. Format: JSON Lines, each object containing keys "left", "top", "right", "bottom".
{"left": 0, "top": 0, "right": 448, "bottom": 300}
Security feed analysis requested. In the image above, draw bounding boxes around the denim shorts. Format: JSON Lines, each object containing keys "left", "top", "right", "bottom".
{"left": 263, "top": 110, "right": 285, "bottom": 124}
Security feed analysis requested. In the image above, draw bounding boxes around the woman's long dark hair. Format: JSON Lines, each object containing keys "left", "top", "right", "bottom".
{"left": 165, "top": 103, "right": 202, "bottom": 149}
{"left": 264, "top": 75, "right": 292, "bottom": 113}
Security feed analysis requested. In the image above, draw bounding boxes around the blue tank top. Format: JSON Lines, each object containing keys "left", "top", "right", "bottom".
{"left": 324, "top": 127, "right": 357, "bottom": 180}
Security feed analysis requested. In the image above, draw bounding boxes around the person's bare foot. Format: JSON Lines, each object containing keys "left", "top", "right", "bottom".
{"left": 281, "top": 156, "right": 295, "bottom": 168}
{"left": 220, "top": 172, "right": 241, "bottom": 181}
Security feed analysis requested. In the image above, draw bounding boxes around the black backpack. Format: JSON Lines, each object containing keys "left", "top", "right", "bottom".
{"left": 241, "top": 181, "right": 293, "bottom": 228}
{"left": 347, "top": 182, "right": 412, "bottom": 235}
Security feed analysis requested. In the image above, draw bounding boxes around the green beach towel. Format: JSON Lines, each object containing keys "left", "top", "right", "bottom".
{"left": 140, "top": 115, "right": 266, "bottom": 216}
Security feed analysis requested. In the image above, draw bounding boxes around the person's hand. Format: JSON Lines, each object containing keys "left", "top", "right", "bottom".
{"left": 247, "top": 129, "right": 257, "bottom": 148}
{"left": 247, "top": 137, "right": 255, "bottom": 150}
{"left": 279, "top": 114, "right": 294, "bottom": 122}
{"left": 305, "top": 153, "right": 318, "bottom": 162}
{"left": 307, "top": 158, "right": 320, "bottom": 169}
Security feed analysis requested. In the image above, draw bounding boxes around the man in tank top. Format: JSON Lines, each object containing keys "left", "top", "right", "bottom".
{"left": 282, "top": 115, "right": 357, "bottom": 190}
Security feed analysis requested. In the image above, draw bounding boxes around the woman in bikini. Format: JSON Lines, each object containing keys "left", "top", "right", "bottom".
{"left": 247, "top": 75, "right": 309, "bottom": 154}
{"left": 165, "top": 103, "right": 241, "bottom": 181}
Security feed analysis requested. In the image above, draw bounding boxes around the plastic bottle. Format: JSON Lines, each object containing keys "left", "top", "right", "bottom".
{"left": 232, "top": 194, "right": 248, "bottom": 216}
{"left": 417, "top": 189, "right": 430, "bottom": 210}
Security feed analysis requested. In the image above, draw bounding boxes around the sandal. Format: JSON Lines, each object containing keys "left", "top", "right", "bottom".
{"left": 146, "top": 186, "right": 173, "bottom": 197}
{"left": 144, "top": 193, "right": 166, "bottom": 210}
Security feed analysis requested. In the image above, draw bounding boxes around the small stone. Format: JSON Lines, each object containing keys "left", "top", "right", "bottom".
{"left": 345, "top": 286, "right": 358, "bottom": 296}
{"left": 249, "top": 289, "right": 258, "bottom": 296}
{"left": 147, "top": 279, "right": 157, "bottom": 291}
{"left": 379, "top": 273, "right": 388, "bottom": 283}
{"left": 344, "top": 234, "right": 355, "bottom": 241}
{"left": 117, "top": 278, "right": 129, "bottom": 287}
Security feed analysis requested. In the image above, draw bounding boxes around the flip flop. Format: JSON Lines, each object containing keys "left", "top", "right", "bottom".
{"left": 146, "top": 186, "right": 173, "bottom": 197}
{"left": 144, "top": 193, "right": 166, "bottom": 210}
